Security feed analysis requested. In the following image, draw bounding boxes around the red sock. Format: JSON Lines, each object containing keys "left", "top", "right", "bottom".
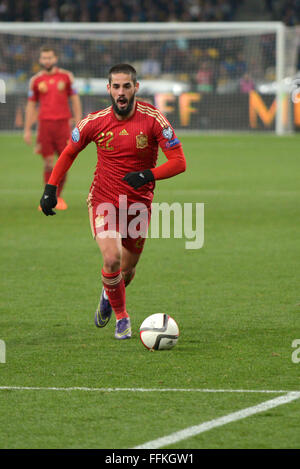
{"left": 44, "top": 170, "right": 52, "bottom": 184}
{"left": 101, "top": 268, "right": 128, "bottom": 321}
{"left": 57, "top": 174, "right": 67, "bottom": 198}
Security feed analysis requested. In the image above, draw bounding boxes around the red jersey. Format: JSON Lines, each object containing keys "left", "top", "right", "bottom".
{"left": 28, "top": 67, "right": 77, "bottom": 120}
{"left": 69, "top": 101, "right": 182, "bottom": 208}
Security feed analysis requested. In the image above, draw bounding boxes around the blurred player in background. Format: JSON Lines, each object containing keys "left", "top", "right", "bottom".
{"left": 39, "top": 64, "right": 186, "bottom": 340}
{"left": 24, "top": 45, "right": 82, "bottom": 210}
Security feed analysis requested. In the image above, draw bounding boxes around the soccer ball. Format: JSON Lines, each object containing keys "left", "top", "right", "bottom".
{"left": 139, "top": 313, "right": 179, "bottom": 350}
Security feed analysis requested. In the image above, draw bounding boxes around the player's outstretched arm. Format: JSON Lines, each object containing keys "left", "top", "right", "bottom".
{"left": 40, "top": 143, "right": 79, "bottom": 216}
{"left": 123, "top": 146, "right": 186, "bottom": 190}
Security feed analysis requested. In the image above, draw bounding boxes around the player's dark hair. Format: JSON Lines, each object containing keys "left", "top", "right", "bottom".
{"left": 39, "top": 45, "right": 57, "bottom": 56}
{"left": 108, "top": 64, "right": 137, "bottom": 84}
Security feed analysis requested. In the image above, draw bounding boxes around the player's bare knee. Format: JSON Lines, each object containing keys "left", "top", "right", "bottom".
{"left": 103, "top": 254, "right": 121, "bottom": 273}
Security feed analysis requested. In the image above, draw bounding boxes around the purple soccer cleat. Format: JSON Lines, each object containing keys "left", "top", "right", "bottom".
{"left": 115, "top": 317, "right": 132, "bottom": 340}
{"left": 94, "top": 288, "right": 112, "bottom": 328}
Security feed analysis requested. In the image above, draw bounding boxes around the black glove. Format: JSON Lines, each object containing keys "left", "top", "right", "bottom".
{"left": 123, "top": 169, "right": 154, "bottom": 190}
{"left": 40, "top": 184, "right": 57, "bottom": 216}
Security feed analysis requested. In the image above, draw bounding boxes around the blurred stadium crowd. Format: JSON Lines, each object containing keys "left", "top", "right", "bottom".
{"left": 0, "top": 0, "right": 300, "bottom": 24}
{"left": 0, "top": 0, "right": 239, "bottom": 23}
{"left": 0, "top": 30, "right": 275, "bottom": 95}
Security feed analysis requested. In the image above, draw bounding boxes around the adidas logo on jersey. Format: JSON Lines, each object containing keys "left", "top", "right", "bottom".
{"left": 119, "top": 129, "right": 129, "bottom": 135}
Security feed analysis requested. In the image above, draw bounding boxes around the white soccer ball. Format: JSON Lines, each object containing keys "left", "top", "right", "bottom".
{"left": 139, "top": 313, "right": 179, "bottom": 350}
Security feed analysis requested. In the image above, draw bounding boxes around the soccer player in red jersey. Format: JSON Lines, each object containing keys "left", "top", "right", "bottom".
{"left": 40, "top": 64, "right": 186, "bottom": 340}
{"left": 24, "top": 46, "right": 82, "bottom": 210}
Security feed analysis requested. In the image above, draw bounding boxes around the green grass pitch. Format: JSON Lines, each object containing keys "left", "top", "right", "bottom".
{"left": 0, "top": 133, "right": 300, "bottom": 449}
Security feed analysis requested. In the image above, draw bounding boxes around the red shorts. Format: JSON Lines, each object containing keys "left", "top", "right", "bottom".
{"left": 37, "top": 119, "right": 71, "bottom": 158}
{"left": 88, "top": 200, "right": 151, "bottom": 254}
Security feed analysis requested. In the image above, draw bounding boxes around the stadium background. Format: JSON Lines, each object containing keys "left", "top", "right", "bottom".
{"left": 1, "top": 0, "right": 300, "bottom": 132}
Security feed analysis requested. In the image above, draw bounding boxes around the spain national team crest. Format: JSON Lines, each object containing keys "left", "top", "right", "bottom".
{"left": 57, "top": 80, "right": 66, "bottom": 91}
{"left": 136, "top": 133, "right": 148, "bottom": 149}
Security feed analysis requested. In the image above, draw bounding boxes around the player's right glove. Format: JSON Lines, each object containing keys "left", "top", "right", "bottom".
{"left": 40, "top": 184, "right": 57, "bottom": 216}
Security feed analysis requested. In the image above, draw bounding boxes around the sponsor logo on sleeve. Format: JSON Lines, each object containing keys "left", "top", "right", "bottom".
{"left": 165, "top": 137, "right": 180, "bottom": 149}
{"left": 71, "top": 127, "right": 80, "bottom": 143}
{"left": 162, "top": 126, "right": 173, "bottom": 140}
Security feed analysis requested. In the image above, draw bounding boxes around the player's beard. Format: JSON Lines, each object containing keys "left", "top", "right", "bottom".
{"left": 41, "top": 64, "right": 55, "bottom": 73}
{"left": 111, "top": 93, "right": 135, "bottom": 117}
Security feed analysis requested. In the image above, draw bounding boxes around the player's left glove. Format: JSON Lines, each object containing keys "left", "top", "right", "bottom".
{"left": 40, "top": 184, "right": 57, "bottom": 216}
{"left": 123, "top": 169, "right": 154, "bottom": 190}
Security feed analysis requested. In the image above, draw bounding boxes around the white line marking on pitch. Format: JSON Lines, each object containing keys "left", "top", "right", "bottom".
{"left": 0, "top": 386, "right": 298, "bottom": 393}
{"left": 133, "top": 392, "right": 300, "bottom": 449}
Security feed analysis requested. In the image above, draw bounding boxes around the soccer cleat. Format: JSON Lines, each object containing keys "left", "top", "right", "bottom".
{"left": 55, "top": 197, "right": 68, "bottom": 210}
{"left": 94, "top": 288, "right": 112, "bottom": 328}
{"left": 115, "top": 317, "right": 132, "bottom": 340}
